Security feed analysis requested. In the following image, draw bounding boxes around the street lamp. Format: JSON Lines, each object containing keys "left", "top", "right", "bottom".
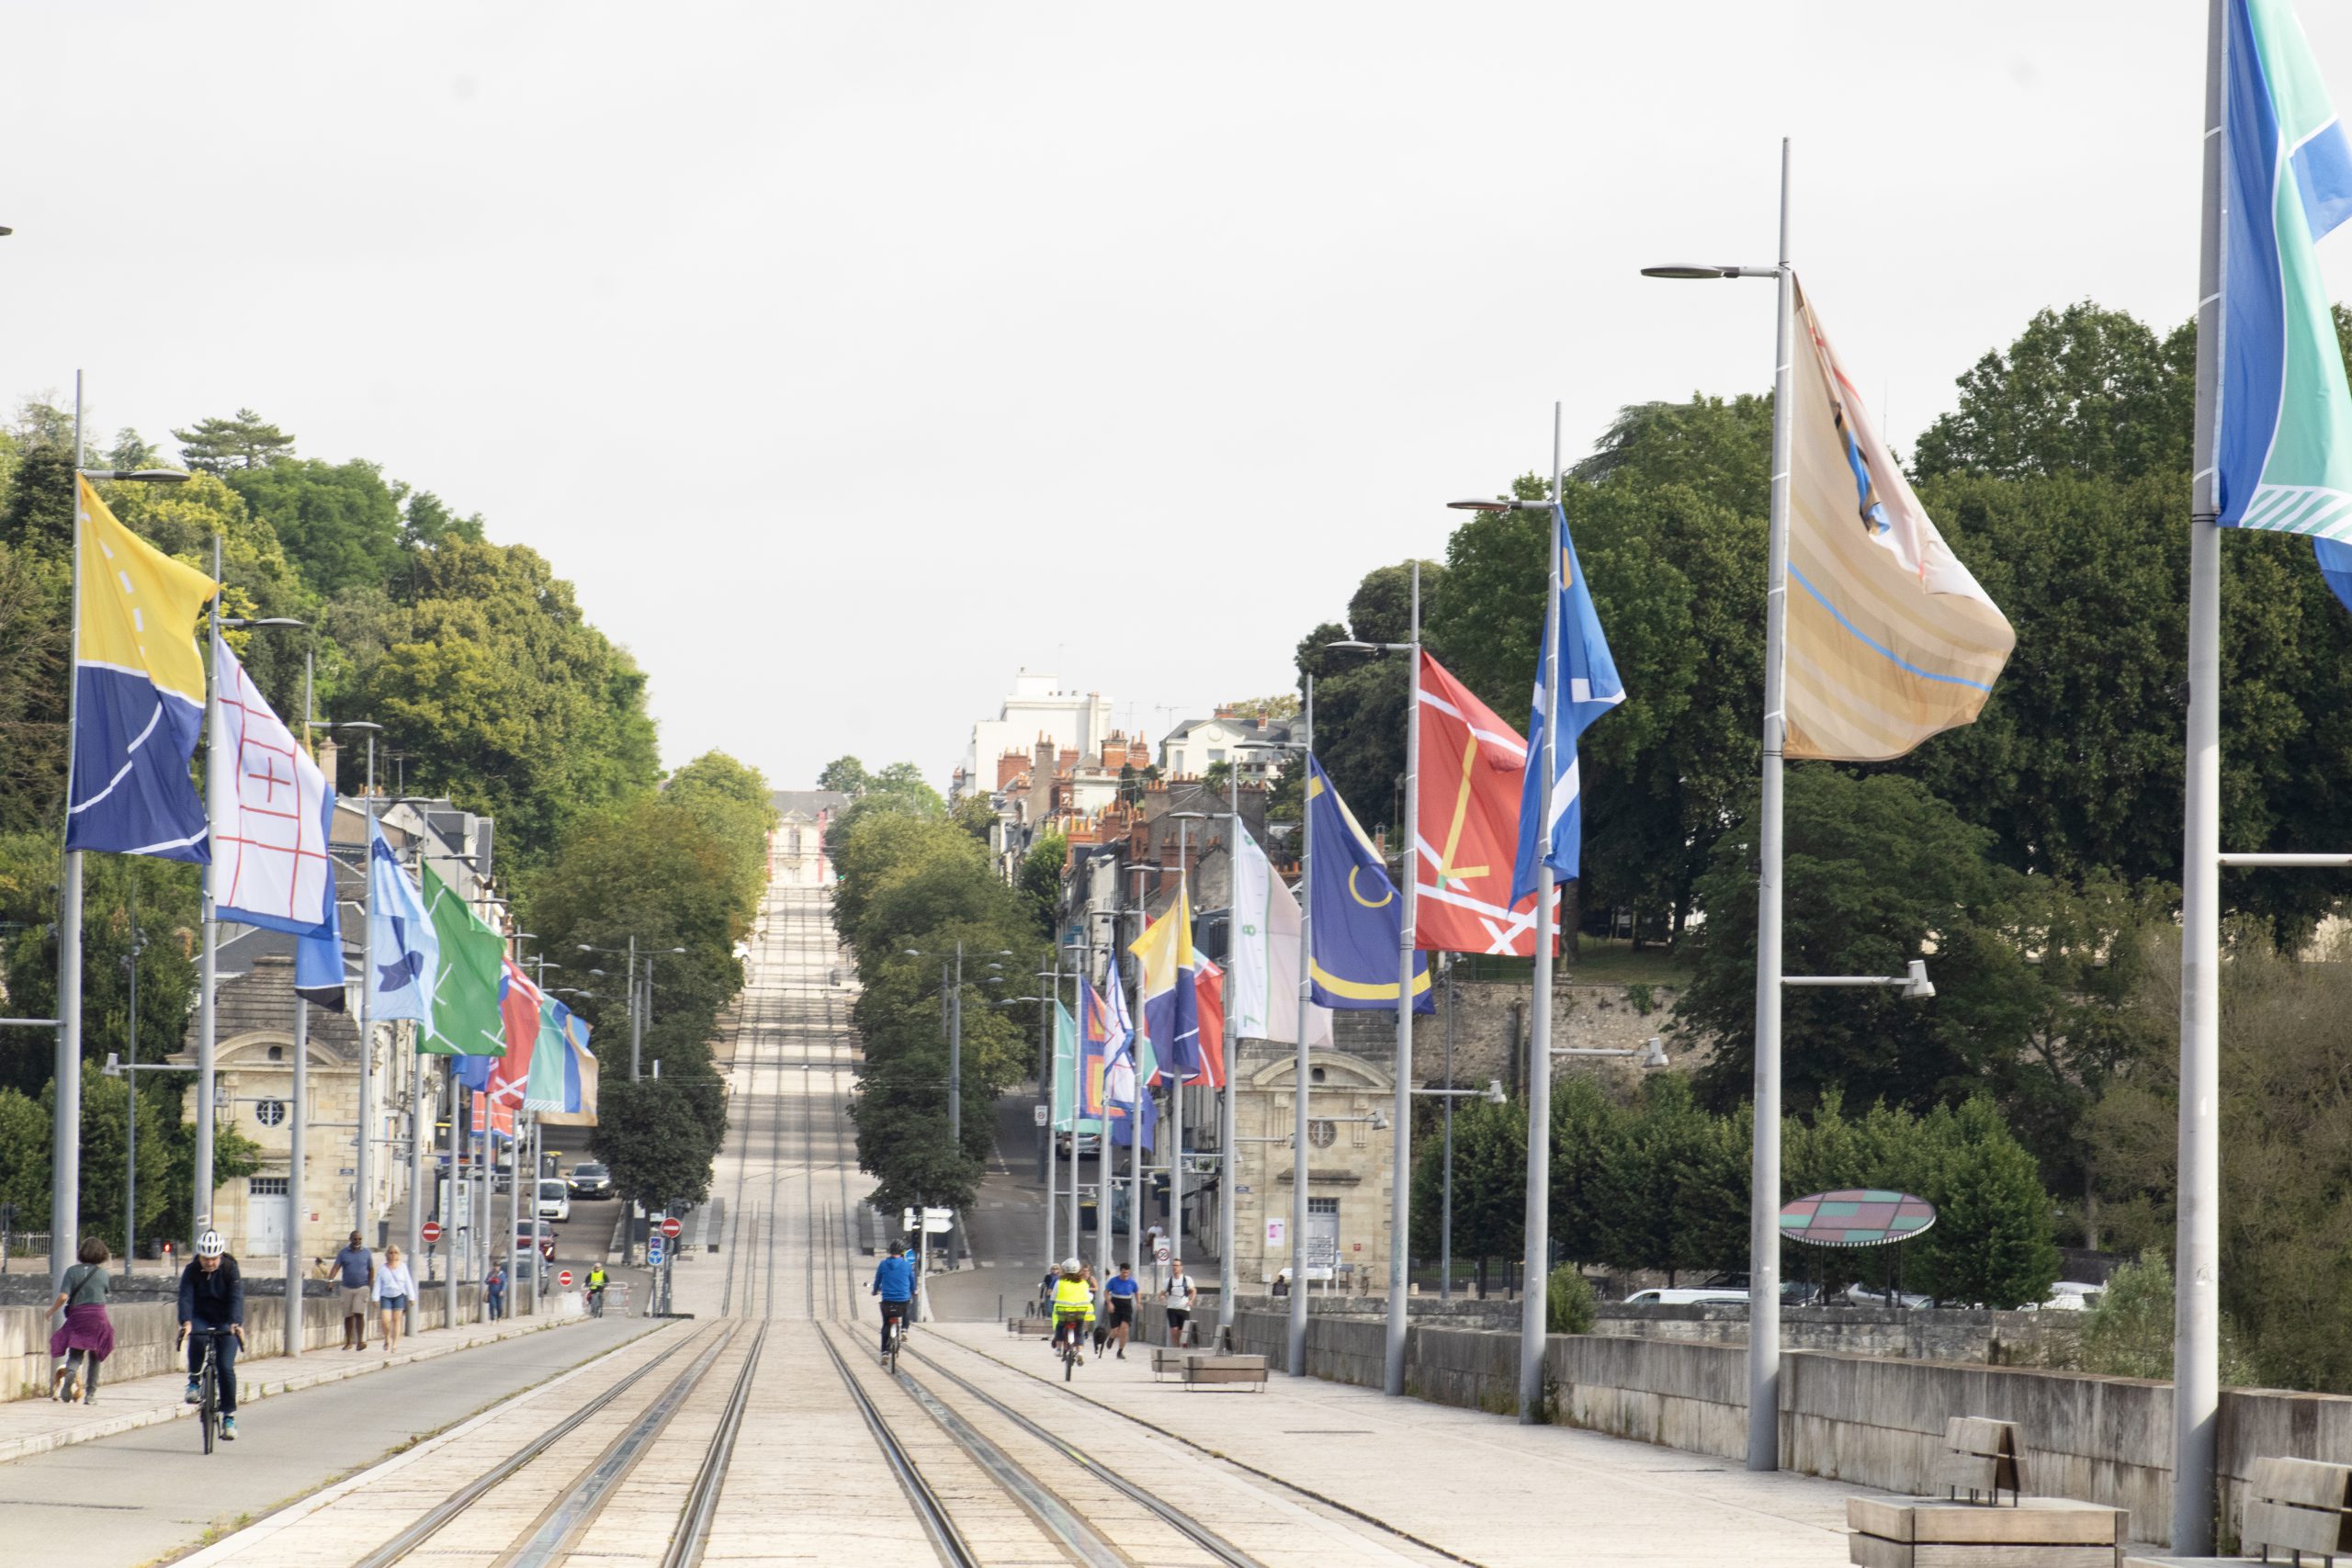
{"left": 902, "top": 942, "right": 1014, "bottom": 1146}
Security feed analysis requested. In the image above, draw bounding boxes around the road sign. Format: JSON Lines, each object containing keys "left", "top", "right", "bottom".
{"left": 559, "top": 1269, "right": 574, "bottom": 1288}
{"left": 648, "top": 1236, "right": 666, "bottom": 1267}
{"left": 660, "top": 1216, "right": 683, "bottom": 1239}
{"left": 901, "top": 1207, "right": 954, "bottom": 1235}
{"left": 422, "top": 1221, "right": 443, "bottom": 1245}
{"left": 1153, "top": 1238, "right": 1171, "bottom": 1265}
{"left": 1033, "top": 1103, "right": 1048, "bottom": 1127}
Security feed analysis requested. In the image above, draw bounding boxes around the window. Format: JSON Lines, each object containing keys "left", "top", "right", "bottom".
{"left": 1208, "top": 748, "right": 1227, "bottom": 763}
{"left": 249, "top": 1178, "right": 289, "bottom": 1196}
{"left": 1307, "top": 1198, "right": 1338, "bottom": 1215}
{"left": 1307, "top": 1120, "right": 1337, "bottom": 1149}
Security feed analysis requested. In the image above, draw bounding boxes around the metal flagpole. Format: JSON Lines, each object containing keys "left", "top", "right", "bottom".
{"left": 1441, "top": 954, "right": 1454, "bottom": 1302}
{"left": 356, "top": 738, "right": 375, "bottom": 1241}
{"left": 288, "top": 653, "right": 314, "bottom": 1358}
{"left": 1067, "top": 954, "right": 1081, "bottom": 1268}
{"left": 1219, "top": 763, "right": 1243, "bottom": 1344}
{"left": 1043, "top": 953, "right": 1057, "bottom": 1275}
{"left": 1128, "top": 910, "right": 1147, "bottom": 1287}
{"left": 1521, "top": 409, "right": 1564, "bottom": 1424}
{"left": 1094, "top": 923, "right": 1112, "bottom": 1285}
{"left": 407, "top": 1039, "right": 425, "bottom": 1337}
{"left": 1386, "top": 562, "right": 1421, "bottom": 1396}
{"left": 1288, "top": 675, "right": 1314, "bottom": 1377}
{"left": 196, "top": 533, "right": 224, "bottom": 1243}
{"left": 1746, "top": 139, "right": 1796, "bottom": 1470}
{"left": 51, "top": 377, "right": 87, "bottom": 1306}
{"left": 2174, "top": 1, "right": 2226, "bottom": 1547}
{"left": 477, "top": 1087, "right": 493, "bottom": 1318}
{"left": 444, "top": 1074, "right": 459, "bottom": 1326}
{"left": 506, "top": 1104, "right": 523, "bottom": 1326}
{"left": 1171, "top": 819, "right": 1190, "bottom": 1273}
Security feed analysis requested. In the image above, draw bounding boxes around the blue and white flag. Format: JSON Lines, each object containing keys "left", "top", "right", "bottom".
{"left": 211, "top": 634, "right": 339, "bottom": 942}
{"left": 294, "top": 821, "right": 347, "bottom": 1011}
{"left": 366, "top": 816, "right": 437, "bottom": 1022}
{"left": 1306, "top": 756, "right": 1433, "bottom": 1012}
{"left": 1510, "top": 504, "right": 1624, "bottom": 900}
{"left": 2216, "top": 0, "right": 2352, "bottom": 589}
{"left": 1103, "top": 979, "right": 1156, "bottom": 1149}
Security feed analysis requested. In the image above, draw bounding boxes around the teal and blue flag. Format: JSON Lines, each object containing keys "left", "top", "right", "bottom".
{"left": 64, "top": 477, "right": 220, "bottom": 861}
{"left": 366, "top": 817, "right": 437, "bottom": 1023}
{"left": 294, "top": 803, "right": 346, "bottom": 1011}
{"left": 2216, "top": 0, "right": 2352, "bottom": 604}
{"left": 1307, "top": 756, "right": 1432, "bottom": 1012}
{"left": 1510, "top": 504, "right": 1623, "bottom": 900}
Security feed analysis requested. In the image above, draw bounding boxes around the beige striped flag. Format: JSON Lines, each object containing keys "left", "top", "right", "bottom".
{"left": 1783, "top": 284, "right": 2014, "bottom": 761}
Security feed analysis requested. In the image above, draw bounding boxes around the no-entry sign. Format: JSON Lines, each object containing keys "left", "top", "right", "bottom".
{"left": 559, "top": 1269, "right": 574, "bottom": 1288}
{"left": 660, "top": 1216, "right": 683, "bottom": 1239}
{"left": 422, "top": 1221, "right": 443, "bottom": 1245}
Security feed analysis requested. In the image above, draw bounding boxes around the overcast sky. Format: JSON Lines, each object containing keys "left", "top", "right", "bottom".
{"left": 10, "top": 4, "right": 2351, "bottom": 794}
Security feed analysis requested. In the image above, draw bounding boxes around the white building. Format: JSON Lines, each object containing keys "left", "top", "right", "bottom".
{"left": 954, "top": 671, "right": 1114, "bottom": 801}
{"left": 1159, "top": 709, "right": 1295, "bottom": 782}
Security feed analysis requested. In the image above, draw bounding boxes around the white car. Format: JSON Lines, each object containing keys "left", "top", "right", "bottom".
{"left": 537, "top": 1179, "right": 571, "bottom": 1223}
{"left": 1622, "top": 1288, "right": 1750, "bottom": 1306}
{"left": 2040, "top": 1281, "right": 2106, "bottom": 1311}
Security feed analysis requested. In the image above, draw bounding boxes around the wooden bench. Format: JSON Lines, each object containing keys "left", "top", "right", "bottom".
{"left": 1849, "top": 1495, "right": 2126, "bottom": 1568}
{"left": 2241, "top": 1456, "right": 2352, "bottom": 1565}
{"left": 1182, "top": 1353, "right": 1268, "bottom": 1392}
{"left": 1006, "top": 1315, "right": 1052, "bottom": 1337}
{"left": 1934, "top": 1416, "right": 2026, "bottom": 1506}
{"left": 1149, "top": 1347, "right": 1194, "bottom": 1382}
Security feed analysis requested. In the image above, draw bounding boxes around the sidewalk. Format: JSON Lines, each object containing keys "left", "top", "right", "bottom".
{"left": 0, "top": 1304, "right": 584, "bottom": 1466}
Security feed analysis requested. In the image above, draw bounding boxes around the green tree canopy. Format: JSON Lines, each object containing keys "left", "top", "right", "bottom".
{"left": 173, "top": 408, "right": 296, "bottom": 473}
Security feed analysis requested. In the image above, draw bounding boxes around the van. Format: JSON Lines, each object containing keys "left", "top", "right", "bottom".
{"left": 2041, "top": 1281, "right": 2105, "bottom": 1311}
{"left": 1622, "top": 1288, "right": 1750, "bottom": 1306}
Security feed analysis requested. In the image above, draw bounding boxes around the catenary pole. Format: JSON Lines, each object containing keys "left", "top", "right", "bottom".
{"left": 1386, "top": 564, "right": 1422, "bottom": 1396}
{"left": 1746, "top": 139, "right": 1796, "bottom": 1469}
{"left": 52, "top": 377, "right": 86, "bottom": 1307}
{"left": 1521, "top": 408, "right": 1564, "bottom": 1423}
{"left": 1218, "top": 763, "right": 1243, "bottom": 1343}
{"left": 1287, "top": 675, "right": 1314, "bottom": 1377}
{"left": 2174, "top": 0, "right": 2226, "bottom": 1549}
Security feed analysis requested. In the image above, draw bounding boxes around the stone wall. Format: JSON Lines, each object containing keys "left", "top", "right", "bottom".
{"left": 1588, "top": 1303, "right": 2081, "bottom": 1365}
{"left": 2, "top": 1284, "right": 512, "bottom": 1401}
{"left": 1146, "top": 1303, "right": 2352, "bottom": 1549}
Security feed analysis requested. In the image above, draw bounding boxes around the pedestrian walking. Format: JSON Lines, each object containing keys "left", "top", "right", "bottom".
{"left": 1163, "top": 1259, "right": 1198, "bottom": 1346}
{"left": 485, "top": 1261, "right": 506, "bottom": 1321}
{"left": 375, "top": 1245, "right": 417, "bottom": 1356}
{"left": 49, "top": 1236, "right": 116, "bottom": 1404}
{"left": 328, "top": 1231, "right": 375, "bottom": 1350}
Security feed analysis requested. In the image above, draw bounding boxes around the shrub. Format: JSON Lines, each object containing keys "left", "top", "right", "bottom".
{"left": 1546, "top": 1265, "right": 1598, "bottom": 1335}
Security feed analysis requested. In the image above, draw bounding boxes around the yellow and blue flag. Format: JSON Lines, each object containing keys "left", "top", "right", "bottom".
{"left": 1129, "top": 887, "right": 1203, "bottom": 1083}
{"left": 1307, "top": 757, "right": 1432, "bottom": 1012}
{"left": 65, "top": 477, "right": 220, "bottom": 861}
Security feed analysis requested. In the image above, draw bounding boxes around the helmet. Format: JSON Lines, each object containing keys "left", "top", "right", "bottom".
{"left": 196, "top": 1231, "right": 226, "bottom": 1258}
{"left": 1062, "top": 1257, "right": 1082, "bottom": 1274}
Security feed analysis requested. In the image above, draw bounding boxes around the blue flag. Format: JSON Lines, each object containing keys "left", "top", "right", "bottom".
{"left": 1306, "top": 756, "right": 1432, "bottom": 1012}
{"left": 1103, "top": 980, "right": 1157, "bottom": 1149}
{"left": 367, "top": 816, "right": 437, "bottom": 1022}
{"left": 1510, "top": 504, "right": 1624, "bottom": 902}
{"left": 2215, "top": 0, "right": 2352, "bottom": 581}
{"left": 294, "top": 796, "right": 346, "bottom": 1011}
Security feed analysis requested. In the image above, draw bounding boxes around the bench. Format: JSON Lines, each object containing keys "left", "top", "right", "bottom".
{"left": 1007, "top": 1315, "right": 1052, "bottom": 1337}
{"left": 2241, "top": 1456, "right": 2352, "bottom": 1565}
{"left": 1933, "top": 1416, "right": 2026, "bottom": 1507}
{"left": 1181, "top": 1353, "right": 1268, "bottom": 1392}
{"left": 1150, "top": 1347, "right": 1193, "bottom": 1382}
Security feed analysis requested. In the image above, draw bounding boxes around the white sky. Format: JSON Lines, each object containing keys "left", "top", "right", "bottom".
{"left": 9, "top": 3, "right": 2350, "bottom": 793}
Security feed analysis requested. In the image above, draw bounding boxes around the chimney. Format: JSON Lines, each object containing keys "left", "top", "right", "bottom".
{"left": 317, "top": 735, "right": 340, "bottom": 795}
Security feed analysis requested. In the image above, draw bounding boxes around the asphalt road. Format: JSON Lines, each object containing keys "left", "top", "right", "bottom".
{"left": 0, "top": 1314, "right": 659, "bottom": 1567}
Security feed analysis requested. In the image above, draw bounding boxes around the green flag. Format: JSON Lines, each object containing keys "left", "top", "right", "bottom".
{"left": 1053, "top": 1001, "right": 1101, "bottom": 1135}
{"left": 421, "top": 862, "right": 506, "bottom": 1057}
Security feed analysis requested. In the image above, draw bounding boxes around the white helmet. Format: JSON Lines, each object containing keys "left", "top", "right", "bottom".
{"left": 196, "top": 1230, "right": 226, "bottom": 1258}
{"left": 1061, "top": 1257, "right": 1082, "bottom": 1274}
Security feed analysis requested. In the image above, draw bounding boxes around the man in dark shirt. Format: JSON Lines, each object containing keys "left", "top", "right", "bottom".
{"left": 178, "top": 1231, "right": 246, "bottom": 1438}
{"left": 329, "top": 1232, "right": 374, "bottom": 1350}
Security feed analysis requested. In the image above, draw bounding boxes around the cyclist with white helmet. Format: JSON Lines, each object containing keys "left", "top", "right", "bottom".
{"left": 177, "top": 1230, "right": 245, "bottom": 1440}
{"left": 1046, "top": 1257, "right": 1095, "bottom": 1363}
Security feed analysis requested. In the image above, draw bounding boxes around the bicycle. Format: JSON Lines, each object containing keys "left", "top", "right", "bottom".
{"left": 182, "top": 1326, "right": 235, "bottom": 1454}
{"left": 881, "top": 1308, "right": 909, "bottom": 1373}
{"left": 1054, "top": 1313, "right": 1088, "bottom": 1382}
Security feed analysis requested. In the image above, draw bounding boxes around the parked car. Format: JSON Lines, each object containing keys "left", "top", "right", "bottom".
{"left": 514, "top": 1218, "right": 558, "bottom": 1258}
{"left": 567, "top": 1161, "right": 614, "bottom": 1199}
{"left": 1055, "top": 1132, "right": 1101, "bottom": 1160}
{"left": 1833, "top": 1282, "right": 1933, "bottom": 1309}
{"left": 1622, "top": 1288, "right": 1751, "bottom": 1306}
{"left": 537, "top": 1179, "right": 571, "bottom": 1223}
{"left": 2039, "top": 1281, "right": 2106, "bottom": 1311}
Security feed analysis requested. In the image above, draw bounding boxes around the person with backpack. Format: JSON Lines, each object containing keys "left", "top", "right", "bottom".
{"left": 49, "top": 1236, "right": 115, "bottom": 1404}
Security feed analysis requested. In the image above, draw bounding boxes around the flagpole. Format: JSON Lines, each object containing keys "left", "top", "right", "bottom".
{"left": 1093, "top": 921, "right": 1111, "bottom": 1286}
{"left": 196, "top": 534, "right": 224, "bottom": 1243}
{"left": 288, "top": 652, "right": 313, "bottom": 1359}
{"left": 1044, "top": 951, "right": 1058, "bottom": 1279}
{"left": 1385, "top": 562, "right": 1421, "bottom": 1397}
{"left": 356, "top": 739, "right": 375, "bottom": 1244}
{"left": 1067, "top": 953, "right": 1080, "bottom": 1268}
{"left": 1129, "top": 900, "right": 1148, "bottom": 1287}
{"left": 51, "top": 377, "right": 87, "bottom": 1306}
{"left": 1171, "top": 825, "right": 1190, "bottom": 1276}
{"left": 1219, "top": 764, "right": 1242, "bottom": 1346}
{"left": 1746, "top": 138, "right": 1796, "bottom": 1471}
{"left": 2174, "top": 0, "right": 2226, "bottom": 1549}
{"left": 1521, "top": 408, "right": 1563, "bottom": 1424}
{"left": 1288, "top": 674, "right": 1313, "bottom": 1378}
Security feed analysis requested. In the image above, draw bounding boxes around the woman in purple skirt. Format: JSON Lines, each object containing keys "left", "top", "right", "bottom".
{"left": 49, "top": 1236, "right": 117, "bottom": 1404}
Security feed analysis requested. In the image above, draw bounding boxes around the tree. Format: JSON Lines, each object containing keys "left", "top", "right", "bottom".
{"left": 224, "top": 457, "right": 405, "bottom": 596}
{"left": 1018, "top": 829, "right": 1068, "bottom": 937}
{"left": 1911, "top": 304, "right": 2195, "bottom": 483}
{"left": 1290, "top": 562, "right": 1446, "bottom": 837}
{"left": 106, "top": 428, "right": 159, "bottom": 470}
{"left": 594, "top": 1077, "right": 722, "bottom": 1213}
{"left": 818, "top": 755, "right": 871, "bottom": 795}
{"left": 173, "top": 409, "right": 296, "bottom": 473}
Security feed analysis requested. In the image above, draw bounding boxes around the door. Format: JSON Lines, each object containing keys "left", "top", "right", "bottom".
{"left": 247, "top": 1177, "right": 290, "bottom": 1258}
{"left": 1305, "top": 1197, "right": 1339, "bottom": 1281}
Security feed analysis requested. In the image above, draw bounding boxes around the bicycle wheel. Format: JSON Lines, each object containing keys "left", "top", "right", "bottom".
{"left": 1063, "top": 1343, "right": 1076, "bottom": 1382}
{"left": 198, "top": 1351, "right": 217, "bottom": 1455}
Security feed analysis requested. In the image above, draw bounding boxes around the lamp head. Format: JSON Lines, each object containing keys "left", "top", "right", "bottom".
{"left": 1640, "top": 264, "right": 1741, "bottom": 279}
{"left": 1902, "top": 960, "right": 1936, "bottom": 1002}
{"left": 1638, "top": 1037, "right": 1669, "bottom": 1069}
{"left": 1483, "top": 1078, "right": 1508, "bottom": 1104}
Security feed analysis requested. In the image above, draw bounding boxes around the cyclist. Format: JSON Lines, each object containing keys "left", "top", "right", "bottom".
{"left": 870, "top": 1240, "right": 916, "bottom": 1357}
{"left": 585, "top": 1263, "right": 607, "bottom": 1317}
{"left": 176, "top": 1231, "right": 245, "bottom": 1441}
{"left": 1047, "top": 1258, "right": 1095, "bottom": 1365}
{"left": 1102, "top": 1263, "right": 1140, "bottom": 1359}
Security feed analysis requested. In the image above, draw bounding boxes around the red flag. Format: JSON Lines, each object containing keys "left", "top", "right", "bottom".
{"left": 1193, "top": 956, "right": 1227, "bottom": 1089}
{"left": 485, "top": 959, "right": 539, "bottom": 1138}
{"left": 1416, "top": 651, "right": 1555, "bottom": 954}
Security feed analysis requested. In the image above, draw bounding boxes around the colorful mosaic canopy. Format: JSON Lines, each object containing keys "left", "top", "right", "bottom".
{"left": 1778, "top": 1190, "right": 1936, "bottom": 1248}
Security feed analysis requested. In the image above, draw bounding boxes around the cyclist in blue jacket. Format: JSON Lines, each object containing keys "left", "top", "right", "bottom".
{"left": 177, "top": 1231, "right": 246, "bottom": 1440}
{"left": 871, "top": 1241, "right": 916, "bottom": 1356}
